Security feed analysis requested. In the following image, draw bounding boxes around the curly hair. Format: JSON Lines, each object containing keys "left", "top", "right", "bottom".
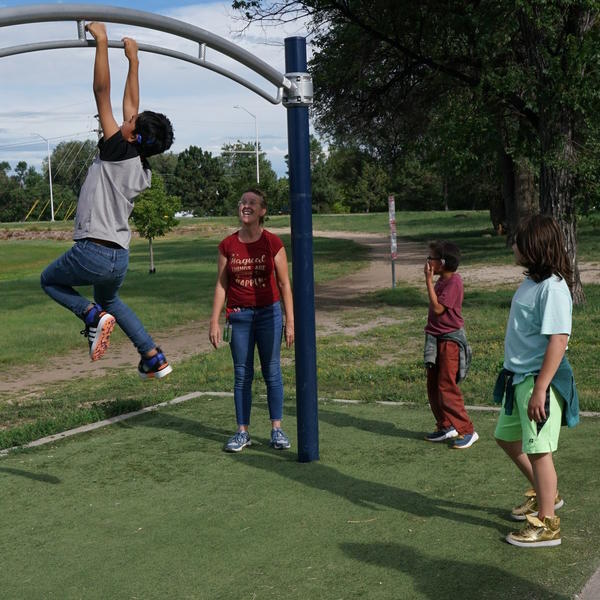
{"left": 428, "top": 240, "right": 461, "bottom": 272}
{"left": 514, "top": 214, "right": 573, "bottom": 291}
{"left": 133, "top": 111, "right": 174, "bottom": 158}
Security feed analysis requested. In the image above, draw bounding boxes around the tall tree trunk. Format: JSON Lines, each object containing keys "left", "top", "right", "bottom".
{"left": 489, "top": 189, "right": 504, "bottom": 235}
{"left": 149, "top": 238, "right": 156, "bottom": 274}
{"left": 496, "top": 145, "right": 514, "bottom": 237}
{"left": 517, "top": 6, "right": 589, "bottom": 306}
{"left": 539, "top": 116, "right": 585, "bottom": 305}
{"left": 442, "top": 177, "right": 449, "bottom": 211}
{"left": 505, "top": 160, "right": 537, "bottom": 244}
{"left": 496, "top": 118, "right": 538, "bottom": 242}
{"left": 513, "top": 159, "right": 538, "bottom": 223}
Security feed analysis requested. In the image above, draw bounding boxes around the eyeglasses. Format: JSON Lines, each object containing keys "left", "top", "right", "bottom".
{"left": 238, "top": 199, "right": 261, "bottom": 207}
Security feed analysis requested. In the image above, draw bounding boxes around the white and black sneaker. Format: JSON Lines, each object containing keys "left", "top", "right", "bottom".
{"left": 224, "top": 430, "right": 252, "bottom": 452}
{"left": 424, "top": 427, "right": 459, "bottom": 442}
{"left": 270, "top": 428, "right": 291, "bottom": 449}
{"left": 81, "top": 305, "right": 116, "bottom": 361}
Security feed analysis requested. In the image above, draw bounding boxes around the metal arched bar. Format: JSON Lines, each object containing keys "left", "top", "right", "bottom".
{"left": 0, "top": 39, "right": 284, "bottom": 105}
{"left": 0, "top": 3, "right": 292, "bottom": 103}
{"left": 0, "top": 5, "right": 319, "bottom": 462}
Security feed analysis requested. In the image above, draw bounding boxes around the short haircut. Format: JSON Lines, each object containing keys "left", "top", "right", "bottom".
{"left": 134, "top": 111, "right": 174, "bottom": 158}
{"left": 514, "top": 214, "right": 573, "bottom": 291}
{"left": 241, "top": 187, "right": 267, "bottom": 224}
{"left": 428, "top": 240, "right": 461, "bottom": 272}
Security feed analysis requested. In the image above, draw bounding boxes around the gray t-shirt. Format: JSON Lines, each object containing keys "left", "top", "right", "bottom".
{"left": 73, "top": 131, "right": 151, "bottom": 249}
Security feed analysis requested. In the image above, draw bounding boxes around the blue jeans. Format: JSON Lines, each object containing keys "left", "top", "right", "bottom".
{"left": 40, "top": 240, "right": 155, "bottom": 354}
{"left": 228, "top": 302, "right": 284, "bottom": 426}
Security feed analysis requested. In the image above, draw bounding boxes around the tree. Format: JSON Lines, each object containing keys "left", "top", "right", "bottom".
{"left": 422, "top": 91, "right": 501, "bottom": 212}
{"left": 132, "top": 174, "right": 181, "bottom": 273}
{"left": 174, "top": 146, "right": 229, "bottom": 216}
{"left": 220, "top": 141, "right": 283, "bottom": 214}
{"left": 233, "top": 0, "right": 600, "bottom": 303}
{"left": 309, "top": 135, "right": 344, "bottom": 212}
{"left": 23, "top": 165, "right": 43, "bottom": 189}
{"left": 14, "top": 161, "right": 28, "bottom": 187}
{"left": 148, "top": 151, "right": 179, "bottom": 197}
{"left": 322, "top": 144, "right": 391, "bottom": 213}
{"left": 50, "top": 140, "right": 98, "bottom": 196}
{"left": 0, "top": 161, "right": 47, "bottom": 222}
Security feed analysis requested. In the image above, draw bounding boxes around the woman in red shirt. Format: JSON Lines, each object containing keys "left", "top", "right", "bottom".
{"left": 209, "top": 188, "right": 295, "bottom": 452}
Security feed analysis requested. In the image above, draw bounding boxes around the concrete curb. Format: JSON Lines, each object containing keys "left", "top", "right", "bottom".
{"left": 3, "top": 393, "right": 598, "bottom": 458}
{"left": 0, "top": 391, "right": 233, "bottom": 457}
{"left": 575, "top": 565, "right": 600, "bottom": 600}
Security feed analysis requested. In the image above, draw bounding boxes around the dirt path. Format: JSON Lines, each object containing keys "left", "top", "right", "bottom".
{"left": 2, "top": 230, "right": 599, "bottom": 397}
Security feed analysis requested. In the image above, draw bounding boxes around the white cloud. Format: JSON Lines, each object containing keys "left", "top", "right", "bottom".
{"left": 0, "top": 2, "right": 313, "bottom": 176}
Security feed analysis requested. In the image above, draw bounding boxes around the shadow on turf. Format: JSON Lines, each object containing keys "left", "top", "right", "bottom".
{"left": 141, "top": 412, "right": 505, "bottom": 533}
{"left": 341, "top": 542, "right": 570, "bottom": 600}
{"left": 0, "top": 466, "right": 60, "bottom": 484}
{"left": 307, "top": 406, "right": 425, "bottom": 440}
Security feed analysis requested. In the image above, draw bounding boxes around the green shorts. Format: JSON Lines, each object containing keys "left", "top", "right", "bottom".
{"left": 494, "top": 375, "right": 564, "bottom": 453}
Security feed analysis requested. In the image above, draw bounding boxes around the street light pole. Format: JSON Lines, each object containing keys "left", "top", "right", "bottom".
{"left": 34, "top": 133, "right": 54, "bottom": 221}
{"left": 233, "top": 104, "right": 259, "bottom": 184}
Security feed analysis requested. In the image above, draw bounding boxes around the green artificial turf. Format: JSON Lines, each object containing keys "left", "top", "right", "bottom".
{"left": 1, "top": 399, "right": 598, "bottom": 599}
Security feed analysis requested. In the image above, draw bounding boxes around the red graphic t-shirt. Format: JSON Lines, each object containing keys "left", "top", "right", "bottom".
{"left": 218, "top": 229, "right": 284, "bottom": 309}
{"left": 424, "top": 273, "right": 465, "bottom": 335}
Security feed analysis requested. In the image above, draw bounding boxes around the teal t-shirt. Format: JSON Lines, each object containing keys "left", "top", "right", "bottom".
{"left": 504, "top": 275, "right": 572, "bottom": 383}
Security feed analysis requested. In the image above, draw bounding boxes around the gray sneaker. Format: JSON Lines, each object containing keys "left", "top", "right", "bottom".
{"left": 425, "top": 427, "right": 458, "bottom": 442}
{"left": 270, "top": 428, "right": 291, "bottom": 450}
{"left": 224, "top": 430, "right": 251, "bottom": 453}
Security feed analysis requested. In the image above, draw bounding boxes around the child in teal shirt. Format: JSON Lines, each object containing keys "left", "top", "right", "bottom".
{"left": 494, "top": 214, "right": 578, "bottom": 548}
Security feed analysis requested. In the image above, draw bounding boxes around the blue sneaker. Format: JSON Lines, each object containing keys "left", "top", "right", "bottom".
{"left": 452, "top": 431, "right": 479, "bottom": 449}
{"left": 270, "top": 428, "right": 291, "bottom": 450}
{"left": 224, "top": 430, "right": 252, "bottom": 453}
{"left": 81, "top": 304, "right": 115, "bottom": 361}
{"left": 425, "top": 427, "right": 458, "bottom": 442}
{"left": 137, "top": 347, "right": 172, "bottom": 380}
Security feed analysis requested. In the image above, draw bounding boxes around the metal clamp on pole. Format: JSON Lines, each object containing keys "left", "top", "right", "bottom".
{"left": 283, "top": 72, "right": 313, "bottom": 107}
{"left": 77, "top": 19, "right": 86, "bottom": 40}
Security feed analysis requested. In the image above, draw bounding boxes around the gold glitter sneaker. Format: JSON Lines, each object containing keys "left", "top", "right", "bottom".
{"left": 511, "top": 488, "right": 564, "bottom": 521}
{"left": 506, "top": 513, "right": 561, "bottom": 547}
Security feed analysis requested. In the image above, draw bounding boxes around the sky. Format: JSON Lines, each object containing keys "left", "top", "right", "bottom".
{"left": 0, "top": 0, "right": 313, "bottom": 177}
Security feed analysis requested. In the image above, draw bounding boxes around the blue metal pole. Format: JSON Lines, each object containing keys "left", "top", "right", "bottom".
{"left": 284, "top": 36, "right": 319, "bottom": 462}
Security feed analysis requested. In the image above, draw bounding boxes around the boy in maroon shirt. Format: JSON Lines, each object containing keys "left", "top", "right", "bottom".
{"left": 423, "top": 241, "right": 477, "bottom": 449}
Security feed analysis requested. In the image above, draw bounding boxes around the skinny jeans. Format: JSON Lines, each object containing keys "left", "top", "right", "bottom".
{"left": 228, "top": 302, "right": 284, "bottom": 426}
{"left": 426, "top": 339, "right": 474, "bottom": 435}
{"left": 40, "top": 240, "right": 155, "bottom": 354}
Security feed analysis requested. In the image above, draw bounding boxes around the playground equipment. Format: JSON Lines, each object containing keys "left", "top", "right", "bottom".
{"left": 0, "top": 3, "right": 319, "bottom": 462}
{"left": 63, "top": 202, "right": 76, "bottom": 221}
{"left": 36, "top": 199, "right": 50, "bottom": 221}
{"left": 0, "top": 4, "right": 309, "bottom": 104}
{"left": 53, "top": 199, "right": 65, "bottom": 219}
{"left": 23, "top": 199, "right": 39, "bottom": 221}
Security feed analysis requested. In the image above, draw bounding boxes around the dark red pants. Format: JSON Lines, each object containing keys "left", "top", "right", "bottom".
{"left": 426, "top": 340, "right": 474, "bottom": 435}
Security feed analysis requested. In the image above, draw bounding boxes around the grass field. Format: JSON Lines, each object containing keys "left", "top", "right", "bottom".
{"left": 1, "top": 210, "right": 599, "bottom": 598}
{"left": 1, "top": 211, "right": 599, "bottom": 444}
{"left": 1, "top": 398, "right": 599, "bottom": 599}
{"left": 0, "top": 232, "right": 368, "bottom": 368}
